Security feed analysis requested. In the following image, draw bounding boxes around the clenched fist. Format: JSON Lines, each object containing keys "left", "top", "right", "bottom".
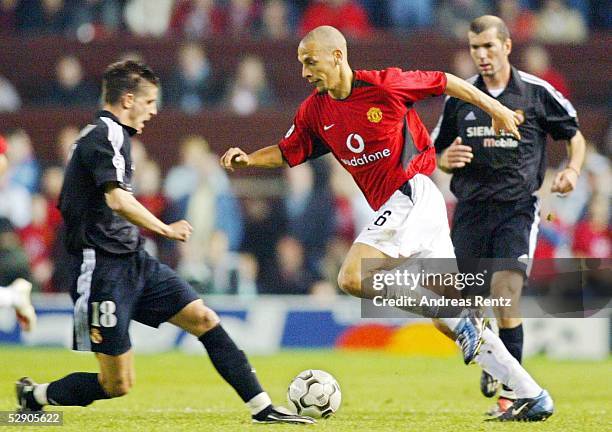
{"left": 220, "top": 147, "right": 250, "bottom": 171}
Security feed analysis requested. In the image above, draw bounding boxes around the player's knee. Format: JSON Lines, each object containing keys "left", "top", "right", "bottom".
{"left": 100, "top": 376, "right": 133, "bottom": 398}
{"left": 189, "top": 305, "right": 220, "bottom": 336}
{"left": 200, "top": 306, "right": 220, "bottom": 332}
{"left": 491, "top": 272, "right": 523, "bottom": 298}
{"left": 337, "top": 269, "right": 361, "bottom": 297}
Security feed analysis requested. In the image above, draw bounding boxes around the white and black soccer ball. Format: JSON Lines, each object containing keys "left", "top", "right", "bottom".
{"left": 287, "top": 369, "right": 341, "bottom": 418}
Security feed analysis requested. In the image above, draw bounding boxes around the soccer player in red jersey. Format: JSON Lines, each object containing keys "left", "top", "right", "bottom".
{"left": 221, "top": 26, "right": 553, "bottom": 421}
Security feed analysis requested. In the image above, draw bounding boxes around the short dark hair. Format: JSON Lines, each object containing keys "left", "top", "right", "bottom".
{"left": 102, "top": 60, "right": 159, "bottom": 105}
{"left": 469, "top": 15, "right": 510, "bottom": 41}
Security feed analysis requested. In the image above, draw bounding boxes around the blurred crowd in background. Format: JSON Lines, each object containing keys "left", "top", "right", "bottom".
{"left": 0, "top": 0, "right": 610, "bottom": 297}
{"left": 0, "top": 0, "right": 609, "bottom": 41}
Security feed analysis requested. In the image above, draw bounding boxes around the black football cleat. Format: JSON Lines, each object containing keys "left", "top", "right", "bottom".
{"left": 252, "top": 406, "right": 316, "bottom": 424}
{"left": 16, "top": 377, "right": 43, "bottom": 412}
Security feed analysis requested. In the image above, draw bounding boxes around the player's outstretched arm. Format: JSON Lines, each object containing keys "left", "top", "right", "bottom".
{"left": 220, "top": 145, "right": 285, "bottom": 171}
{"left": 104, "top": 183, "right": 192, "bottom": 242}
{"left": 444, "top": 73, "right": 521, "bottom": 140}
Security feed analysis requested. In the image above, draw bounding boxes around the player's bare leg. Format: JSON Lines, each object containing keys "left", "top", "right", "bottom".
{"left": 16, "top": 352, "right": 124, "bottom": 411}
{"left": 96, "top": 351, "right": 135, "bottom": 397}
{"left": 169, "top": 299, "right": 315, "bottom": 424}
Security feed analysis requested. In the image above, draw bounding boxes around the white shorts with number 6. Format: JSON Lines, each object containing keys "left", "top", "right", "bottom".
{"left": 354, "top": 174, "right": 455, "bottom": 259}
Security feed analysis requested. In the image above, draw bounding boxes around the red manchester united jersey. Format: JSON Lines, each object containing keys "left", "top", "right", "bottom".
{"left": 278, "top": 68, "right": 447, "bottom": 210}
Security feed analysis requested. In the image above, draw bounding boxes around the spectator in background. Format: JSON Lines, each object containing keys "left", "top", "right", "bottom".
{"left": 299, "top": 0, "right": 372, "bottom": 39}
{"left": 240, "top": 198, "right": 285, "bottom": 293}
{"left": 55, "top": 125, "right": 79, "bottom": 166}
{"left": 164, "top": 135, "right": 209, "bottom": 204}
{"left": 123, "top": 0, "right": 174, "bottom": 37}
{"left": 523, "top": 45, "right": 570, "bottom": 97}
{"left": 572, "top": 193, "right": 611, "bottom": 258}
{"left": 165, "top": 42, "right": 222, "bottom": 113}
{"left": 536, "top": 0, "right": 587, "bottom": 43}
{"left": 283, "top": 159, "right": 335, "bottom": 277}
{"left": 0, "top": 75, "right": 21, "bottom": 112}
{"left": 271, "top": 236, "right": 319, "bottom": 294}
{"left": 46, "top": 55, "right": 97, "bottom": 107}
{"left": 497, "top": 0, "right": 536, "bottom": 42}
{"left": 14, "top": 0, "right": 70, "bottom": 34}
{"left": 589, "top": 0, "right": 611, "bottom": 30}
{"left": 451, "top": 50, "right": 477, "bottom": 79}
{"left": 552, "top": 142, "right": 611, "bottom": 226}
{"left": 0, "top": 217, "right": 31, "bottom": 286}
{"left": 226, "top": 55, "right": 275, "bottom": 116}
{"left": 389, "top": 0, "right": 433, "bottom": 33}
{"left": 169, "top": 135, "right": 243, "bottom": 292}
{"left": 40, "top": 165, "right": 63, "bottom": 231}
{"left": 437, "top": 0, "right": 489, "bottom": 39}
{"left": 221, "top": 0, "right": 261, "bottom": 36}
{"left": 0, "top": 0, "right": 18, "bottom": 35}
{"left": 134, "top": 159, "right": 167, "bottom": 256}
{"left": 260, "top": 0, "right": 290, "bottom": 40}
{"left": 45, "top": 164, "right": 70, "bottom": 293}
{"left": 5, "top": 128, "right": 40, "bottom": 194}
{"left": 69, "top": 0, "right": 124, "bottom": 37}
{"left": 0, "top": 172, "right": 31, "bottom": 230}
{"left": 170, "top": 0, "right": 224, "bottom": 38}
{"left": 17, "top": 194, "right": 54, "bottom": 290}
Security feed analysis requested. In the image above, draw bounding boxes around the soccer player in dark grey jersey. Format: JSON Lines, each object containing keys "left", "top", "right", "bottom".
{"left": 432, "top": 16, "right": 585, "bottom": 418}
{"left": 15, "top": 60, "right": 314, "bottom": 425}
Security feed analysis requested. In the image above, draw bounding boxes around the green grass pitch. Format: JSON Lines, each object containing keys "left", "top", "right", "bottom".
{"left": 0, "top": 348, "right": 609, "bottom": 431}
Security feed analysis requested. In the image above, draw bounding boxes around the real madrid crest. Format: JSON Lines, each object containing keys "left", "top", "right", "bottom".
{"left": 367, "top": 107, "right": 382, "bottom": 123}
{"left": 90, "top": 328, "right": 103, "bottom": 344}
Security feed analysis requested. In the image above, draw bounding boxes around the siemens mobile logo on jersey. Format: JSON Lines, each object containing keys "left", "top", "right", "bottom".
{"left": 340, "top": 133, "right": 391, "bottom": 166}
{"left": 466, "top": 126, "right": 519, "bottom": 148}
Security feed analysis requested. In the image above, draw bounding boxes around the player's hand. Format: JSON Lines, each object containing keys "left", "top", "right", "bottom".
{"left": 439, "top": 137, "right": 473, "bottom": 172}
{"left": 220, "top": 147, "right": 250, "bottom": 171}
{"left": 165, "top": 220, "right": 193, "bottom": 242}
{"left": 551, "top": 167, "right": 579, "bottom": 195}
{"left": 491, "top": 105, "right": 521, "bottom": 140}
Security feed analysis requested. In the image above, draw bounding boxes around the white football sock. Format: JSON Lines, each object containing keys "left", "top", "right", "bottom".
{"left": 0, "top": 287, "right": 16, "bottom": 308}
{"left": 476, "top": 328, "right": 542, "bottom": 398}
{"left": 33, "top": 383, "right": 49, "bottom": 406}
{"left": 246, "top": 392, "right": 272, "bottom": 415}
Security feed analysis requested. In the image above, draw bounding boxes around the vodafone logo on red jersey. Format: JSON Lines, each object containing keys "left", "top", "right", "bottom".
{"left": 346, "top": 133, "right": 365, "bottom": 153}
{"left": 341, "top": 133, "right": 391, "bottom": 167}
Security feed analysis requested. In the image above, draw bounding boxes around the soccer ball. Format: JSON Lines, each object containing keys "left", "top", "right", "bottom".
{"left": 287, "top": 369, "right": 341, "bottom": 418}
